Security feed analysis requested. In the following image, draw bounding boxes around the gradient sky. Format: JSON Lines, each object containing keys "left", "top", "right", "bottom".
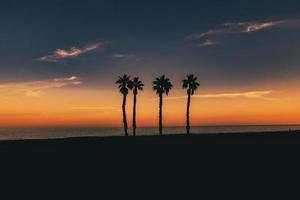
{"left": 1, "top": 0, "right": 300, "bottom": 127}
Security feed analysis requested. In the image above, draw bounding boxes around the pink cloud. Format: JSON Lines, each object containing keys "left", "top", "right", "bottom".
{"left": 186, "top": 19, "right": 300, "bottom": 47}
{"left": 38, "top": 43, "right": 103, "bottom": 62}
{"left": 0, "top": 76, "right": 82, "bottom": 98}
{"left": 166, "top": 90, "right": 274, "bottom": 100}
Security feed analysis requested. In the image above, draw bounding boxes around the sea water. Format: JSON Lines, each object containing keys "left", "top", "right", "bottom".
{"left": 0, "top": 125, "right": 299, "bottom": 140}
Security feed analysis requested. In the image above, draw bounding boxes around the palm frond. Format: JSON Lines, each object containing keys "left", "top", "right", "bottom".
{"left": 182, "top": 74, "right": 200, "bottom": 95}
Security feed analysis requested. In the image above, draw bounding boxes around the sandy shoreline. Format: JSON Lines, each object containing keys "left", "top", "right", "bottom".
{"left": 0, "top": 130, "right": 299, "bottom": 143}
{"left": 1, "top": 131, "right": 299, "bottom": 156}
{"left": 1, "top": 131, "right": 299, "bottom": 188}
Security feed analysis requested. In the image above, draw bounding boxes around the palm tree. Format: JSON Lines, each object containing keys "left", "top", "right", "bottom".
{"left": 130, "top": 77, "right": 144, "bottom": 136}
{"left": 116, "top": 74, "right": 132, "bottom": 136}
{"left": 152, "top": 75, "right": 173, "bottom": 136}
{"left": 182, "top": 74, "right": 200, "bottom": 135}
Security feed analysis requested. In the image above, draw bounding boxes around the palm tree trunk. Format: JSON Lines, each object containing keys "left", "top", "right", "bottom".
{"left": 186, "top": 93, "right": 191, "bottom": 135}
{"left": 122, "top": 94, "right": 128, "bottom": 136}
{"left": 159, "top": 93, "right": 163, "bottom": 136}
{"left": 133, "top": 94, "right": 137, "bottom": 136}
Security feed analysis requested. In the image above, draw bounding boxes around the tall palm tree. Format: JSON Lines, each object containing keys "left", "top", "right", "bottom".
{"left": 182, "top": 74, "right": 200, "bottom": 135}
{"left": 130, "top": 77, "right": 144, "bottom": 136}
{"left": 116, "top": 74, "right": 132, "bottom": 136}
{"left": 152, "top": 75, "right": 173, "bottom": 136}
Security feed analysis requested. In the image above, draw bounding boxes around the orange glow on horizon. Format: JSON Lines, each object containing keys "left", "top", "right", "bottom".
{"left": 1, "top": 83, "right": 300, "bottom": 128}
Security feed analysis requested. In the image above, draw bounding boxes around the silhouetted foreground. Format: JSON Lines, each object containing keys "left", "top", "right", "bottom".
{"left": 1, "top": 131, "right": 300, "bottom": 159}
{"left": 1, "top": 131, "right": 300, "bottom": 196}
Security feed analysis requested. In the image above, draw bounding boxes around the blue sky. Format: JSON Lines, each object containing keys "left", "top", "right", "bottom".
{"left": 0, "top": 0, "right": 300, "bottom": 90}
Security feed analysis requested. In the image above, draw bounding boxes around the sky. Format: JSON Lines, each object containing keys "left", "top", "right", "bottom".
{"left": 1, "top": 0, "right": 300, "bottom": 127}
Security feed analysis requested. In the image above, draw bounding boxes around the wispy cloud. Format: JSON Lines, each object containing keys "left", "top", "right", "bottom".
{"left": 0, "top": 76, "right": 82, "bottom": 98}
{"left": 70, "top": 106, "right": 117, "bottom": 111}
{"left": 198, "top": 39, "right": 219, "bottom": 47}
{"left": 112, "top": 53, "right": 142, "bottom": 61}
{"left": 38, "top": 43, "right": 104, "bottom": 62}
{"left": 166, "top": 90, "right": 274, "bottom": 100}
{"left": 187, "top": 19, "right": 300, "bottom": 47}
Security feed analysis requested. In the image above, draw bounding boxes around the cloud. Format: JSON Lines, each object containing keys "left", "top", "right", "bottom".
{"left": 187, "top": 19, "right": 300, "bottom": 46}
{"left": 112, "top": 53, "right": 142, "bottom": 61}
{"left": 196, "top": 90, "right": 273, "bottom": 98}
{"left": 38, "top": 43, "right": 103, "bottom": 62}
{"left": 166, "top": 90, "right": 274, "bottom": 100}
{"left": 70, "top": 106, "right": 117, "bottom": 111}
{"left": 113, "top": 53, "right": 130, "bottom": 58}
{"left": 198, "top": 39, "right": 219, "bottom": 47}
{"left": 0, "top": 76, "right": 82, "bottom": 98}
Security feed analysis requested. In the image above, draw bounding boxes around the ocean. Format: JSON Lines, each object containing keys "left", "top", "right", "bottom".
{"left": 0, "top": 125, "right": 299, "bottom": 140}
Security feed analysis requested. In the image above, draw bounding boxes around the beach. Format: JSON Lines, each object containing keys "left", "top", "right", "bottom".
{"left": 1, "top": 131, "right": 300, "bottom": 158}
{"left": 1, "top": 131, "right": 299, "bottom": 197}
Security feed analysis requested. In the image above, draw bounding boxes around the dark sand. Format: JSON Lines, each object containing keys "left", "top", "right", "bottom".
{"left": 1, "top": 131, "right": 299, "bottom": 196}
{"left": 1, "top": 130, "right": 300, "bottom": 158}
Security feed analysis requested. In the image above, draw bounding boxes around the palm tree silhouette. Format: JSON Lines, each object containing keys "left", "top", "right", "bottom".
{"left": 182, "top": 74, "right": 200, "bottom": 135}
{"left": 130, "top": 77, "right": 144, "bottom": 136}
{"left": 116, "top": 74, "right": 132, "bottom": 136}
{"left": 153, "top": 75, "right": 173, "bottom": 136}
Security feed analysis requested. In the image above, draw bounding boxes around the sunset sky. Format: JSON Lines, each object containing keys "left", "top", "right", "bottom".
{"left": 1, "top": 0, "right": 300, "bottom": 127}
